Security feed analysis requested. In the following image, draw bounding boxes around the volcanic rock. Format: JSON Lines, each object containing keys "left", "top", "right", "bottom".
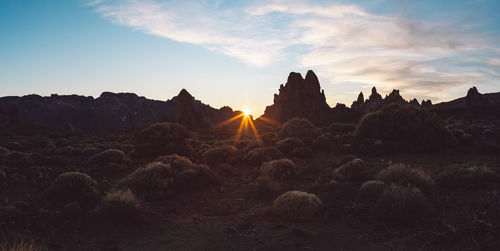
{"left": 262, "top": 70, "right": 331, "bottom": 124}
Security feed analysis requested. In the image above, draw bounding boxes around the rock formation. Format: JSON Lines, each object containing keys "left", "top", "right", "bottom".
{"left": 0, "top": 90, "right": 233, "bottom": 131}
{"left": 262, "top": 70, "right": 331, "bottom": 124}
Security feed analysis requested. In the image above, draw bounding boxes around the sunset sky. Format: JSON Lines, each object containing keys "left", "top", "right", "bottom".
{"left": 1, "top": 0, "right": 500, "bottom": 116}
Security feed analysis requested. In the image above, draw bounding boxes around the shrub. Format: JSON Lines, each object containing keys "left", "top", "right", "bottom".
{"left": 328, "top": 123, "right": 355, "bottom": 135}
{"left": 358, "top": 180, "right": 385, "bottom": 201}
{"left": 45, "top": 172, "right": 101, "bottom": 209}
{"left": 120, "top": 155, "right": 213, "bottom": 199}
{"left": 259, "top": 159, "right": 296, "bottom": 182}
{"left": 272, "top": 191, "right": 322, "bottom": 221}
{"left": 134, "top": 122, "right": 190, "bottom": 157}
{"left": 333, "top": 158, "right": 370, "bottom": 182}
{"left": 279, "top": 118, "right": 320, "bottom": 143}
{"left": 354, "top": 104, "right": 452, "bottom": 152}
{"left": 200, "top": 145, "right": 238, "bottom": 165}
{"left": 98, "top": 189, "right": 141, "bottom": 224}
{"left": 434, "top": 165, "right": 499, "bottom": 188}
{"left": 275, "top": 137, "right": 304, "bottom": 154}
{"left": 4, "top": 151, "right": 32, "bottom": 168}
{"left": 374, "top": 184, "right": 430, "bottom": 222}
{"left": 291, "top": 146, "right": 313, "bottom": 158}
{"left": 245, "top": 147, "right": 283, "bottom": 165}
{"left": 261, "top": 132, "right": 279, "bottom": 145}
{"left": 87, "top": 148, "right": 130, "bottom": 168}
{"left": 312, "top": 133, "right": 334, "bottom": 150}
{"left": 377, "top": 163, "right": 435, "bottom": 192}
{"left": 253, "top": 176, "right": 281, "bottom": 198}
{"left": 0, "top": 240, "right": 46, "bottom": 251}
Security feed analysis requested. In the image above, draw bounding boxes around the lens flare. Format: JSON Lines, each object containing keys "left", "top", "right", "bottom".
{"left": 242, "top": 108, "right": 251, "bottom": 116}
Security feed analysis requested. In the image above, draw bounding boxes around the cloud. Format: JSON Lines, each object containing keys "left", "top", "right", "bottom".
{"left": 87, "top": 0, "right": 500, "bottom": 103}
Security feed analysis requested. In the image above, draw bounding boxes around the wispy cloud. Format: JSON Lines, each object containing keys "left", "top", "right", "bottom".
{"left": 87, "top": 0, "right": 500, "bottom": 102}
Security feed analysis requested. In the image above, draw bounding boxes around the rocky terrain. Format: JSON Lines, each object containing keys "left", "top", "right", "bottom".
{"left": 1, "top": 70, "right": 500, "bottom": 250}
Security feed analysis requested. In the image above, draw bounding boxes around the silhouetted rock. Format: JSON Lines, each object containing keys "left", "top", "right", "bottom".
{"left": 0, "top": 90, "right": 235, "bottom": 131}
{"left": 173, "top": 89, "right": 203, "bottom": 129}
{"left": 351, "top": 92, "right": 365, "bottom": 110}
{"left": 262, "top": 70, "right": 331, "bottom": 124}
{"left": 409, "top": 98, "right": 420, "bottom": 106}
{"left": 384, "top": 90, "right": 406, "bottom": 105}
{"left": 421, "top": 100, "right": 432, "bottom": 108}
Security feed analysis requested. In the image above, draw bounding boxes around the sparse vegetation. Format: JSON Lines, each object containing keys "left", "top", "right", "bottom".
{"left": 98, "top": 189, "right": 141, "bottom": 224}
{"left": 354, "top": 104, "right": 452, "bottom": 152}
{"left": 45, "top": 171, "right": 101, "bottom": 209}
{"left": 258, "top": 158, "right": 296, "bottom": 182}
{"left": 245, "top": 146, "right": 282, "bottom": 165}
{"left": 134, "top": 122, "right": 190, "bottom": 157}
{"left": 333, "top": 158, "right": 371, "bottom": 182}
{"left": 273, "top": 191, "right": 322, "bottom": 221}
{"left": 434, "top": 165, "right": 499, "bottom": 188}
{"left": 275, "top": 137, "right": 304, "bottom": 154}
{"left": 200, "top": 145, "right": 238, "bottom": 164}
{"left": 377, "top": 163, "right": 435, "bottom": 192}
{"left": 120, "top": 155, "right": 213, "bottom": 199}
{"left": 358, "top": 180, "right": 385, "bottom": 201}
{"left": 279, "top": 118, "right": 320, "bottom": 143}
{"left": 374, "top": 184, "right": 430, "bottom": 222}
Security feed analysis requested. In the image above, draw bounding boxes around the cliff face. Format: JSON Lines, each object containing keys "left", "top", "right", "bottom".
{"left": 262, "top": 70, "right": 333, "bottom": 124}
{"left": 0, "top": 90, "right": 232, "bottom": 131}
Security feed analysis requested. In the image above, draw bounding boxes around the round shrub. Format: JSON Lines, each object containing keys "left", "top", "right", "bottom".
{"left": 245, "top": 147, "right": 283, "bottom": 165}
{"left": 354, "top": 104, "right": 452, "bottom": 152}
{"left": 253, "top": 176, "right": 281, "bottom": 198}
{"left": 134, "top": 122, "right": 190, "bottom": 157}
{"left": 358, "top": 180, "right": 385, "bottom": 201}
{"left": 434, "top": 165, "right": 499, "bottom": 188}
{"left": 328, "top": 122, "right": 355, "bottom": 135}
{"left": 374, "top": 184, "right": 430, "bottom": 222}
{"left": 88, "top": 148, "right": 130, "bottom": 167}
{"left": 333, "top": 158, "right": 369, "bottom": 182}
{"left": 275, "top": 137, "right": 304, "bottom": 154}
{"left": 312, "top": 133, "right": 334, "bottom": 150}
{"left": 45, "top": 171, "right": 101, "bottom": 209}
{"left": 120, "top": 155, "right": 213, "bottom": 199}
{"left": 98, "top": 189, "right": 141, "bottom": 225}
{"left": 291, "top": 146, "right": 313, "bottom": 158}
{"left": 201, "top": 145, "right": 238, "bottom": 165}
{"left": 273, "top": 191, "right": 322, "bottom": 221}
{"left": 4, "top": 151, "right": 32, "bottom": 168}
{"left": 377, "top": 163, "right": 435, "bottom": 192}
{"left": 259, "top": 159, "right": 296, "bottom": 182}
{"left": 279, "top": 118, "right": 320, "bottom": 143}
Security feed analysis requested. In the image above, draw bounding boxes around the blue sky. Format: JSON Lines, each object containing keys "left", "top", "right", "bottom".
{"left": 1, "top": 0, "right": 500, "bottom": 116}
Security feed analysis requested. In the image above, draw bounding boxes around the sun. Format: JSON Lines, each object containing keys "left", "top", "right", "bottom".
{"left": 242, "top": 108, "right": 251, "bottom": 117}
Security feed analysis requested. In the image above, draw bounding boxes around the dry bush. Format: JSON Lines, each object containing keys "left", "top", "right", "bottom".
{"left": 0, "top": 240, "right": 46, "bottom": 251}
{"left": 200, "top": 145, "right": 238, "bottom": 165}
{"left": 354, "top": 104, "right": 452, "bottom": 152}
{"left": 261, "top": 132, "right": 279, "bottom": 145}
{"left": 328, "top": 122, "right": 355, "bottom": 135}
{"left": 272, "top": 191, "right": 322, "bottom": 221}
{"left": 120, "top": 155, "right": 213, "bottom": 199}
{"left": 358, "top": 180, "right": 385, "bottom": 202}
{"left": 275, "top": 137, "right": 304, "bottom": 154}
{"left": 134, "top": 122, "right": 190, "bottom": 157}
{"left": 87, "top": 148, "right": 130, "bottom": 170}
{"left": 245, "top": 146, "right": 283, "bottom": 165}
{"left": 253, "top": 176, "right": 281, "bottom": 198}
{"left": 333, "top": 158, "right": 371, "bottom": 182}
{"left": 434, "top": 165, "right": 499, "bottom": 188}
{"left": 45, "top": 171, "right": 101, "bottom": 209}
{"left": 290, "top": 146, "right": 313, "bottom": 158}
{"left": 377, "top": 163, "right": 435, "bottom": 192}
{"left": 279, "top": 118, "right": 320, "bottom": 143}
{"left": 312, "top": 132, "right": 334, "bottom": 150}
{"left": 374, "top": 184, "right": 430, "bottom": 222}
{"left": 4, "top": 151, "right": 32, "bottom": 168}
{"left": 98, "top": 189, "right": 141, "bottom": 224}
{"left": 259, "top": 159, "right": 296, "bottom": 182}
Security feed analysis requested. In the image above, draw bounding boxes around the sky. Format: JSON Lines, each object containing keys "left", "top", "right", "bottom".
{"left": 1, "top": 0, "right": 500, "bottom": 116}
